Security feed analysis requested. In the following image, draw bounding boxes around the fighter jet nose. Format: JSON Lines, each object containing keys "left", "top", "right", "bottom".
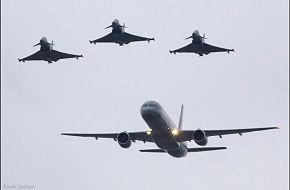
{"left": 40, "top": 37, "right": 48, "bottom": 43}
{"left": 113, "top": 19, "right": 120, "bottom": 25}
{"left": 193, "top": 30, "right": 200, "bottom": 36}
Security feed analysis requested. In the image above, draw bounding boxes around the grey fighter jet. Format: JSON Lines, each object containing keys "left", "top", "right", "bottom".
{"left": 62, "top": 101, "right": 278, "bottom": 158}
{"left": 18, "top": 37, "right": 83, "bottom": 63}
{"left": 170, "top": 30, "right": 234, "bottom": 56}
{"left": 89, "top": 19, "right": 155, "bottom": 46}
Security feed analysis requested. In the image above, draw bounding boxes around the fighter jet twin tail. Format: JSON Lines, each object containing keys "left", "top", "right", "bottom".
{"left": 18, "top": 19, "right": 234, "bottom": 64}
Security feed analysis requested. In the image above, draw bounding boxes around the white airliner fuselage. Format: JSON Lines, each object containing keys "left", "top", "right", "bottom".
{"left": 141, "top": 101, "right": 188, "bottom": 157}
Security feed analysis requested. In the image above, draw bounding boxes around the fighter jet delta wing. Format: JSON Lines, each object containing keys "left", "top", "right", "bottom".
{"left": 89, "top": 33, "right": 118, "bottom": 44}
{"left": 170, "top": 43, "right": 234, "bottom": 56}
{"left": 202, "top": 43, "right": 234, "bottom": 55}
{"left": 122, "top": 32, "right": 155, "bottom": 44}
{"left": 19, "top": 50, "right": 83, "bottom": 63}
{"left": 90, "top": 32, "right": 154, "bottom": 46}
{"left": 50, "top": 50, "right": 83, "bottom": 60}
{"left": 19, "top": 51, "right": 48, "bottom": 63}
{"left": 169, "top": 43, "right": 196, "bottom": 54}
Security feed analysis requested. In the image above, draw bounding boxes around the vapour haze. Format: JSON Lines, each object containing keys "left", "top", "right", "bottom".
{"left": 1, "top": 0, "right": 289, "bottom": 190}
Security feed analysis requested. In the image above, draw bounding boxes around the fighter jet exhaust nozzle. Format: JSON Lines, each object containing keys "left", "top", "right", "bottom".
{"left": 193, "top": 129, "right": 208, "bottom": 146}
{"left": 117, "top": 132, "right": 132, "bottom": 148}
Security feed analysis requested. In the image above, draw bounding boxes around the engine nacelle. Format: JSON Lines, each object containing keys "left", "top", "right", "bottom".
{"left": 193, "top": 129, "right": 208, "bottom": 146}
{"left": 117, "top": 132, "right": 132, "bottom": 148}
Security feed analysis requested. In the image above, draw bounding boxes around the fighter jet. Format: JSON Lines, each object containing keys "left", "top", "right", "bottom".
{"left": 18, "top": 37, "right": 83, "bottom": 63}
{"left": 89, "top": 19, "right": 155, "bottom": 46}
{"left": 62, "top": 101, "right": 278, "bottom": 158}
{"left": 170, "top": 30, "right": 234, "bottom": 56}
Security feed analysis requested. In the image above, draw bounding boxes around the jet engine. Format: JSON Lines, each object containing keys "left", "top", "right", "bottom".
{"left": 117, "top": 132, "right": 132, "bottom": 148}
{"left": 193, "top": 129, "right": 208, "bottom": 146}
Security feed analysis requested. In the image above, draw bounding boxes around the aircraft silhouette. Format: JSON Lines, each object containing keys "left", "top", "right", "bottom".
{"left": 62, "top": 101, "right": 278, "bottom": 158}
{"left": 170, "top": 30, "right": 234, "bottom": 56}
{"left": 89, "top": 19, "right": 155, "bottom": 46}
{"left": 18, "top": 37, "right": 83, "bottom": 63}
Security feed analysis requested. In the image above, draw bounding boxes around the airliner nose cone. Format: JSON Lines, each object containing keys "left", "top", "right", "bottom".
{"left": 143, "top": 100, "right": 159, "bottom": 106}
{"left": 140, "top": 100, "right": 162, "bottom": 116}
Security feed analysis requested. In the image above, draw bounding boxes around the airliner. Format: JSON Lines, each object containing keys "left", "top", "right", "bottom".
{"left": 62, "top": 100, "right": 278, "bottom": 158}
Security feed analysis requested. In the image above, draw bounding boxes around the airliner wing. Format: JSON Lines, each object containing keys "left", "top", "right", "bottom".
{"left": 175, "top": 126, "right": 278, "bottom": 142}
{"left": 62, "top": 127, "right": 278, "bottom": 143}
{"left": 61, "top": 131, "right": 154, "bottom": 142}
{"left": 204, "top": 127, "right": 278, "bottom": 137}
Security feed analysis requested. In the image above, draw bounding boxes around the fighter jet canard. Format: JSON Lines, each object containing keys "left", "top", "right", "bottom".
{"left": 18, "top": 37, "right": 83, "bottom": 64}
{"left": 89, "top": 19, "right": 155, "bottom": 46}
{"left": 62, "top": 101, "right": 278, "bottom": 158}
{"left": 170, "top": 30, "right": 235, "bottom": 56}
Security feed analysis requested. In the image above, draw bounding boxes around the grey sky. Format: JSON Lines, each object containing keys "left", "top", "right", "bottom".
{"left": 1, "top": 0, "right": 289, "bottom": 190}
